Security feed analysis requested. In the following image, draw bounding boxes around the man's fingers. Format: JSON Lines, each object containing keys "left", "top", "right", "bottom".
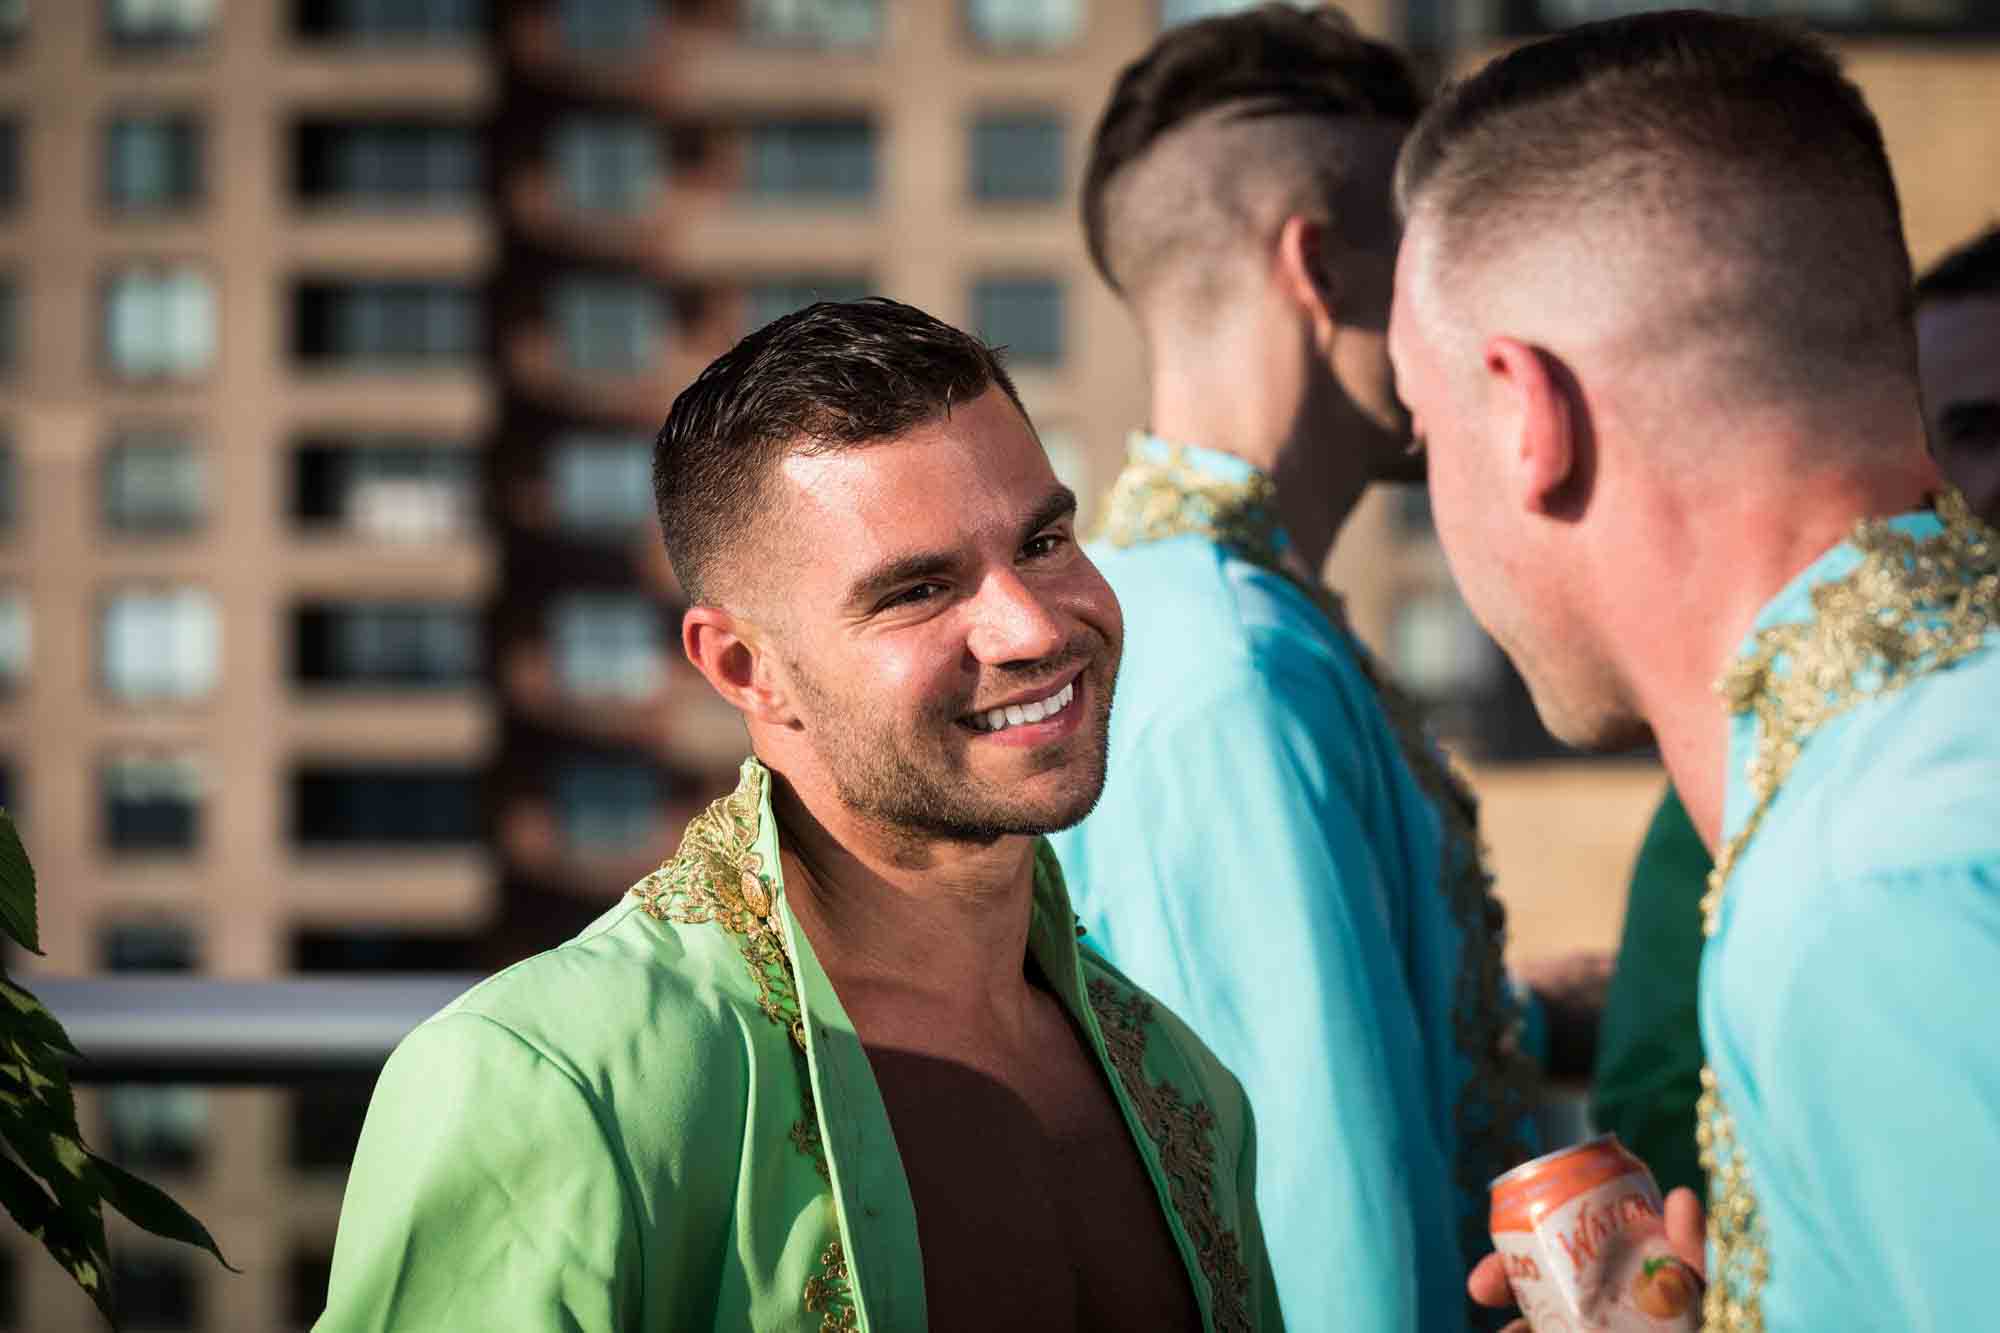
{"left": 1468, "top": 1250, "right": 1515, "bottom": 1307}
{"left": 1664, "top": 1187, "right": 1708, "bottom": 1279}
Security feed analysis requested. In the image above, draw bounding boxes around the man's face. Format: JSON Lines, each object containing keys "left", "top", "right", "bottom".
{"left": 762, "top": 388, "right": 1123, "bottom": 843}
{"left": 1916, "top": 293, "right": 2000, "bottom": 525}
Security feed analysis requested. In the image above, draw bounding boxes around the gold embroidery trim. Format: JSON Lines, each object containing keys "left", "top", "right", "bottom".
{"left": 1695, "top": 490, "right": 1999, "bottom": 1333}
{"left": 630, "top": 761, "right": 855, "bottom": 1327}
{"left": 1098, "top": 436, "right": 1540, "bottom": 1263}
{"left": 1088, "top": 979, "right": 1252, "bottom": 1333}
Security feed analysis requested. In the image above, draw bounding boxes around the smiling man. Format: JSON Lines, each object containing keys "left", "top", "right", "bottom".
{"left": 315, "top": 298, "right": 1279, "bottom": 1333}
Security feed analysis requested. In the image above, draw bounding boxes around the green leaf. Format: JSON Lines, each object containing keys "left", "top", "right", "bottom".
{"left": 0, "top": 811, "right": 37, "bottom": 956}
{"left": 0, "top": 977, "right": 80, "bottom": 1057}
{"left": 0, "top": 1147, "right": 114, "bottom": 1325}
{"left": 89, "top": 1155, "right": 234, "bottom": 1273}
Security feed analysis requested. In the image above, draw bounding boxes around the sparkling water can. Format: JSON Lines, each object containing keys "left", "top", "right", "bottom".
{"left": 1489, "top": 1133, "right": 1701, "bottom": 1332}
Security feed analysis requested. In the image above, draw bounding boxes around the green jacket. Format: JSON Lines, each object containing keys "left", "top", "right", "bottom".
{"left": 316, "top": 758, "right": 1281, "bottom": 1332}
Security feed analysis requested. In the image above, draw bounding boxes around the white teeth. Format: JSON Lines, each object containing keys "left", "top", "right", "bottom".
{"left": 971, "top": 681, "right": 1077, "bottom": 733}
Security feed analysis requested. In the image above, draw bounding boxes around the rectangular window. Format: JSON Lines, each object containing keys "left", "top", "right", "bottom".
{"left": 101, "top": 587, "right": 218, "bottom": 702}
{"left": 103, "top": 1085, "right": 206, "bottom": 1175}
{"left": 1160, "top": 0, "right": 1299, "bottom": 26}
{"left": 107, "top": 0, "right": 216, "bottom": 48}
{"left": 0, "top": 434, "right": 16, "bottom": 531}
{"left": 551, "top": 432, "right": 653, "bottom": 537}
{"left": 551, "top": 593, "right": 662, "bottom": 699}
{"left": 0, "top": 590, "right": 27, "bottom": 693}
{"left": 293, "top": 927, "right": 475, "bottom": 971}
{"left": 972, "top": 276, "right": 1064, "bottom": 367}
{"left": 294, "top": 280, "right": 481, "bottom": 369}
{"left": 970, "top": 112, "right": 1064, "bottom": 203}
{"left": 0, "top": 0, "right": 22, "bottom": 44}
{"left": 294, "top": 0, "right": 489, "bottom": 41}
{"left": 288, "top": 1076, "right": 375, "bottom": 1172}
{"left": 105, "top": 115, "right": 203, "bottom": 212}
{"left": 289, "top": 1249, "right": 335, "bottom": 1330}
{"left": 292, "top": 601, "right": 480, "bottom": 689}
{"left": 745, "top": 119, "right": 876, "bottom": 203}
{"left": 110, "top": 1252, "right": 195, "bottom": 1330}
{"left": 964, "top": 0, "right": 1080, "bottom": 48}
{"left": 104, "top": 428, "right": 207, "bottom": 535}
{"left": 104, "top": 266, "right": 216, "bottom": 381}
{"left": 292, "top": 765, "right": 479, "bottom": 846}
{"left": 0, "top": 119, "right": 20, "bottom": 213}
{"left": 555, "top": 757, "right": 662, "bottom": 852}
{"left": 554, "top": 116, "right": 661, "bottom": 216}
{"left": 560, "top": 0, "right": 654, "bottom": 52}
{"left": 101, "top": 918, "right": 198, "bottom": 971}
{"left": 293, "top": 438, "right": 477, "bottom": 541}
{"left": 103, "top": 752, "right": 205, "bottom": 852}
{"left": 555, "top": 278, "right": 666, "bottom": 376}
{"left": 744, "top": 0, "right": 880, "bottom": 46}
{"left": 742, "top": 274, "right": 871, "bottom": 334}
{"left": 0, "top": 275, "right": 20, "bottom": 377}
{"left": 293, "top": 119, "right": 483, "bottom": 210}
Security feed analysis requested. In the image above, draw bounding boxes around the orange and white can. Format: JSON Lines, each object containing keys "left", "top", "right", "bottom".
{"left": 1489, "top": 1133, "right": 1700, "bottom": 1332}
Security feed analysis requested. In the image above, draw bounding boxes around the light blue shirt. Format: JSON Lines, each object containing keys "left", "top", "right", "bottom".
{"left": 1051, "top": 437, "right": 1535, "bottom": 1333}
{"left": 1702, "top": 506, "right": 2000, "bottom": 1329}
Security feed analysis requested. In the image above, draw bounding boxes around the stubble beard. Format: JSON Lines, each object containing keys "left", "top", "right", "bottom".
{"left": 791, "top": 646, "right": 1117, "bottom": 845}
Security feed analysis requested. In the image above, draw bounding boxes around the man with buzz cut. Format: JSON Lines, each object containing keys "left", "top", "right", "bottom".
{"left": 1050, "top": 7, "right": 1585, "bottom": 1331}
{"left": 316, "top": 298, "right": 1281, "bottom": 1332}
{"left": 1388, "top": 13, "right": 2000, "bottom": 1330}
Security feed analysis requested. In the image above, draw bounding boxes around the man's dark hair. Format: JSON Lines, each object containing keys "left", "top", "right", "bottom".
{"left": 1080, "top": 3, "right": 1424, "bottom": 295}
{"left": 1396, "top": 10, "right": 1914, "bottom": 399}
{"left": 1917, "top": 225, "right": 2000, "bottom": 304}
{"left": 654, "top": 298, "right": 1025, "bottom": 606}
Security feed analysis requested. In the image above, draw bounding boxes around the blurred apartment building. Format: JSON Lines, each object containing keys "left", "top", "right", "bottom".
{"left": 0, "top": 0, "right": 1994, "bottom": 1327}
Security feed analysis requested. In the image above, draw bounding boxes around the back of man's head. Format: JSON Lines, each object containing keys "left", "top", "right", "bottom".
{"left": 1081, "top": 3, "right": 1423, "bottom": 311}
{"left": 1397, "top": 9, "right": 1915, "bottom": 413}
{"left": 654, "top": 298, "right": 1023, "bottom": 608}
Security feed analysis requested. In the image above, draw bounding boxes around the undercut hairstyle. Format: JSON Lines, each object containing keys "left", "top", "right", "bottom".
{"left": 1080, "top": 3, "right": 1424, "bottom": 303}
{"left": 654, "top": 298, "right": 1025, "bottom": 607}
{"left": 1917, "top": 225, "right": 2000, "bottom": 304}
{"left": 1395, "top": 10, "right": 1916, "bottom": 400}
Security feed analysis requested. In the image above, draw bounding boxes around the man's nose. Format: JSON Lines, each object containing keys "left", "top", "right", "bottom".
{"left": 965, "top": 569, "right": 1067, "bottom": 666}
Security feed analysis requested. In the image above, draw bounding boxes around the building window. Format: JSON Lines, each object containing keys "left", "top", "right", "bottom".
{"left": 293, "top": 928, "right": 474, "bottom": 971}
{"left": 289, "top": 1248, "right": 335, "bottom": 1330}
{"left": 293, "top": 601, "right": 480, "bottom": 689}
{"left": 554, "top": 115, "right": 661, "bottom": 216}
{"left": 972, "top": 276, "right": 1064, "bottom": 367}
{"left": 294, "top": 0, "right": 489, "bottom": 41}
{"left": 292, "top": 765, "right": 479, "bottom": 846}
{"left": 0, "top": 0, "right": 22, "bottom": 44}
{"left": 101, "top": 587, "right": 218, "bottom": 702}
{"left": 293, "top": 438, "right": 476, "bottom": 541}
{"left": 0, "top": 119, "right": 20, "bottom": 213}
{"left": 555, "top": 278, "right": 666, "bottom": 377}
{"left": 103, "top": 1085, "right": 207, "bottom": 1174}
{"left": 746, "top": 119, "right": 876, "bottom": 203}
{"left": 0, "top": 275, "right": 20, "bottom": 377}
{"left": 0, "top": 590, "right": 26, "bottom": 693}
{"left": 1160, "top": 0, "right": 1311, "bottom": 25}
{"left": 965, "top": 0, "right": 1080, "bottom": 48}
{"left": 744, "top": 0, "right": 880, "bottom": 45}
{"left": 970, "top": 112, "right": 1064, "bottom": 203}
{"left": 107, "top": 0, "right": 216, "bottom": 48}
{"left": 552, "top": 593, "right": 663, "bottom": 700}
{"left": 294, "top": 280, "right": 482, "bottom": 369}
{"left": 101, "top": 918, "right": 198, "bottom": 971}
{"left": 293, "top": 119, "right": 483, "bottom": 210}
{"left": 561, "top": 0, "right": 654, "bottom": 53}
{"left": 743, "top": 274, "right": 871, "bottom": 333}
{"left": 0, "top": 434, "right": 16, "bottom": 531}
{"left": 104, "top": 266, "right": 216, "bottom": 381}
{"left": 103, "top": 752, "right": 204, "bottom": 852}
{"left": 288, "top": 1076, "right": 375, "bottom": 1172}
{"left": 555, "top": 757, "right": 661, "bottom": 852}
{"left": 552, "top": 433, "right": 652, "bottom": 537}
{"left": 105, "top": 115, "right": 203, "bottom": 213}
{"left": 104, "top": 428, "right": 206, "bottom": 535}
{"left": 111, "top": 1251, "right": 195, "bottom": 1330}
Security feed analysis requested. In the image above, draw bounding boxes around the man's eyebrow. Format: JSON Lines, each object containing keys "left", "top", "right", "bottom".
{"left": 1018, "top": 485, "right": 1078, "bottom": 547}
{"left": 843, "top": 550, "right": 960, "bottom": 611}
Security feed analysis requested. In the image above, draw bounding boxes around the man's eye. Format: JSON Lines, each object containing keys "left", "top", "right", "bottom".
{"left": 1022, "top": 533, "right": 1068, "bottom": 561}
{"left": 882, "top": 583, "right": 942, "bottom": 610}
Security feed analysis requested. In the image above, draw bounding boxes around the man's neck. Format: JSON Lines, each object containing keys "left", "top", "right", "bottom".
{"left": 767, "top": 772, "right": 1045, "bottom": 1040}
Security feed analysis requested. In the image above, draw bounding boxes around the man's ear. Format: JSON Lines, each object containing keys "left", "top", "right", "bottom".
{"left": 683, "top": 606, "right": 798, "bottom": 728}
{"left": 1482, "top": 336, "right": 1580, "bottom": 515}
{"left": 1275, "top": 215, "right": 1338, "bottom": 347}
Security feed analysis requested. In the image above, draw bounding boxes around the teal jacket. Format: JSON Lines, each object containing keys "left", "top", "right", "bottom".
{"left": 316, "top": 757, "right": 1281, "bottom": 1332}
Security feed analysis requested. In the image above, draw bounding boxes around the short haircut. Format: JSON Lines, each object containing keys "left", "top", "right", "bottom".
{"left": 1396, "top": 10, "right": 1914, "bottom": 399}
{"left": 654, "top": 298, "right": 1025, "bottom": 607}
{"left": 1917, "top": 225, "right": 2000, "bottom": 305}
{"left": 1080, "top": 3, "right": 1424, "bottom": 301}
